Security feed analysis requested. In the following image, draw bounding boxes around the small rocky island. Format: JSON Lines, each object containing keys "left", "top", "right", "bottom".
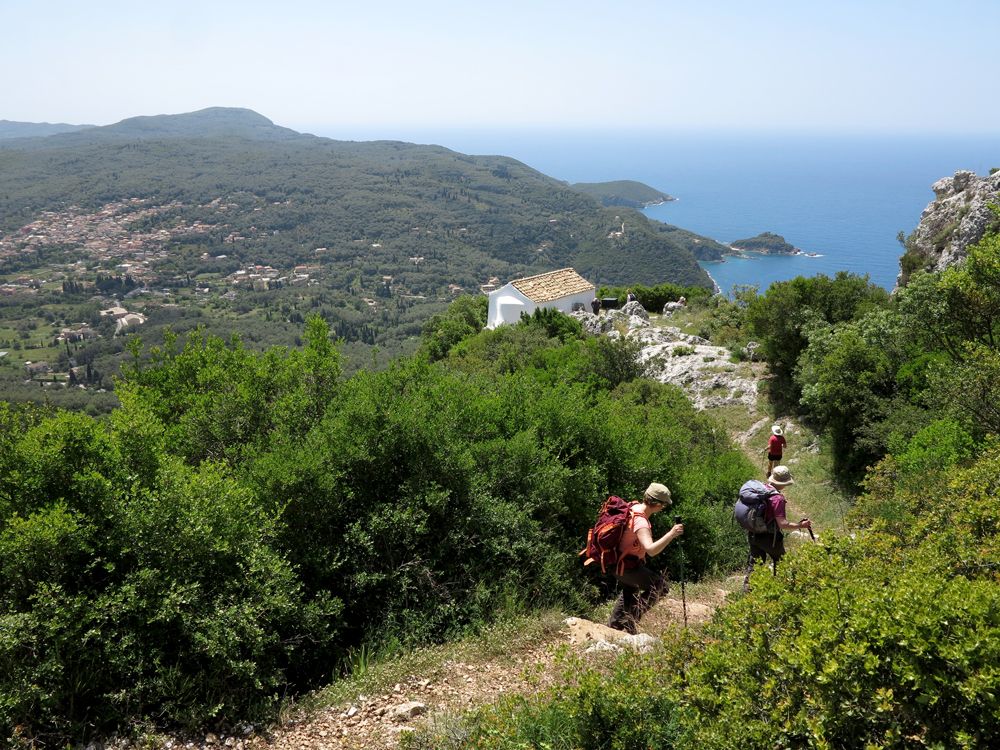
{"left": 570, "top": 180, "right": 675, "bottom": 208}
{"left": 730, "top": 231, "right": 799, "bottom": 255}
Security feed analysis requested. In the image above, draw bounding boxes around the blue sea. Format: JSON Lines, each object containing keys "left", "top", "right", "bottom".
{"left": 315, "top": 126, "right": 1000, "bottom": 293}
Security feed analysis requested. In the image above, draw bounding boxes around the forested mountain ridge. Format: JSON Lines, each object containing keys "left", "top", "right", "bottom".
{"left": 0, "top": 107, "right": 712, "bottom": 290}
{"left": 0, "top": 107, "right": 299, "bottom": 148}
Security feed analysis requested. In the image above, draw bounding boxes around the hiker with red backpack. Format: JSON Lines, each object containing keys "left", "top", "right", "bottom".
{"left": 582, "top": 483, "right": 684, "bottom": 634}
{"left": 734, "top": 465, "right": 811, "bottom": 592}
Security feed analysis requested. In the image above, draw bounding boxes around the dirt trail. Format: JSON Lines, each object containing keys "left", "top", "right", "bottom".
{"left": 245, "top": 641, "right": 561, "bottom": 750}
{"left": 236, "top": 588, "right": 727, "bottom": 750}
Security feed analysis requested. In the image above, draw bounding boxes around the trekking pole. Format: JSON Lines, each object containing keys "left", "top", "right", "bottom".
{"left": 803, "top": 517, "right": 816, "bottom": 542}
{"left": 675, "top": 515, "right": 687, "bottom": 628}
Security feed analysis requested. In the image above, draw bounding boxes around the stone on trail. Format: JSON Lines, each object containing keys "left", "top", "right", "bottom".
{"left": 391, "top": 701, "right": 427, "bottom": 721}
{"left": 621, "top": 300, "right": 649, "bottom": 320}
{"left": 562, "top": 617, "right": 659, "bottom": 653}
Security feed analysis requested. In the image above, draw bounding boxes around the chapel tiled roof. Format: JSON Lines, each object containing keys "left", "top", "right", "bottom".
{"left": 510, "top": 267, "right": 594, "bottom": 303}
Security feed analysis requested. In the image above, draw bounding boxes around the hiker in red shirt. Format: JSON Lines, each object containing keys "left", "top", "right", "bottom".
{"left": 743, "top": 465, "right": 811, "bottom": 592}
{"left": 607, "top": 483, "right": 684, "bottom": 634}
{"left": 766, "top": 423, "right": 787, "bottom": 476}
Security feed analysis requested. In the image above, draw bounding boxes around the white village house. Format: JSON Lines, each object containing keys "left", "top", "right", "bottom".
{"left": 486, "top": 267, "right": 595, "bottom": 329}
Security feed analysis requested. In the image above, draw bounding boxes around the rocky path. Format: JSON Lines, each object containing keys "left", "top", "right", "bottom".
{"left": 232, "top": 587, "right": 728, "bottom": 750}
{"left": 245, "top": 643, "right": 560, "bottom": 750}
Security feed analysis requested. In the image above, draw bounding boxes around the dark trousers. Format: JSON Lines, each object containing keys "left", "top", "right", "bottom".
{"left": 743, "top": 530, "right": 785, "bottom": 592}
{"left": 607, "top": 564, "right": 669, "bottom": 634}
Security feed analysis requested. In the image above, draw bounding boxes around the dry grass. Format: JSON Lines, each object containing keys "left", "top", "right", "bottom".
{"left": 310, "top": 610, "right": 569, "bottom": 715}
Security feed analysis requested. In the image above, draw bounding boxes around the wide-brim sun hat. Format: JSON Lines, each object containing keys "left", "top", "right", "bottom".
{"left": 771, "top": 424, "right": 783, "bottom": 436}
{"left": 767, "top": 466, "right": 794, "bottom": 487}
{"left": 644, "top": 482, "right": 672, "bottom": 505}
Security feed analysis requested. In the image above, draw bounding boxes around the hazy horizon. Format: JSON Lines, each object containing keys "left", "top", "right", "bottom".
{"left": 3, "top": 1, "right": 999, "bottom": 135}
{"left": 7, "top": 114, "right": 996, "bottom": 144}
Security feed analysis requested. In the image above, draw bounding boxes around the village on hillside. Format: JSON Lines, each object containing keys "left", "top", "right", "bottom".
{"left": 0, "top": 197, "right": 522, "bottom": 394}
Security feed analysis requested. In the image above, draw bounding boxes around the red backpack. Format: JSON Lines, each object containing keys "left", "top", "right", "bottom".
{"left": 580, "top": 496, "right": 640, "bottom": 575}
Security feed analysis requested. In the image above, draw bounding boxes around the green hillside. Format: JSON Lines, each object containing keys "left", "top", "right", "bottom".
{"left": 569, "top": 179, "right": 674, "bottom": 208}
{"left": 3, "top": 219, "right": 1000, "bottom": 745}
{"left": 655, "top": 221, "right": 731, "bottom": 260}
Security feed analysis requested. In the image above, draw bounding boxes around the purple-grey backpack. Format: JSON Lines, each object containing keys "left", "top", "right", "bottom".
{"left": 734, "top": 480, "right": 778, "bottom": 534}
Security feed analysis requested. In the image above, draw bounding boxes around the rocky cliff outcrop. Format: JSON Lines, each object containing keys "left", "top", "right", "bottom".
{"left": 900, "top": 169, "right": 1000, "bottom": 286}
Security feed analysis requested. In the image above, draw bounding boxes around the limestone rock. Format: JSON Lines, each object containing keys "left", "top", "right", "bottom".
{"left": 636, "top": 338, "right": 759, "bottom": 409}
{"left": 563, "top": 616, "right": 627, "bottom": 644}
{"left": 902, "top": 169, "right": 1000, "bottom": 286}
{"left": 563, "top": 617, "right": 659, "bottom": 654}
{"left": 621, "top": 300, "right": 649, "bottom": 320}
{"left": 584, "top": 639, "right": 625, "bottom": 654}
{"left": 619, "top": 632, "right": 658, "bottom": 653}
{"left": 391, "top": 701, "right": 427, "bottom": 721}
{"left": 570, "top": 310, "right": 616, "bottom": 335}
{"left": 743, "top": 340, "right": 762, "bottom": 361}
{"left": 578, "top": 307, "right": 758, "bottom": 410}
{"left": 606, "top": 308, "right": 649, "bottom": 330}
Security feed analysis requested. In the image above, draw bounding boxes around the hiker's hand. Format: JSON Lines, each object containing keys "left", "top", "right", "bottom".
{"left": 671, "top": 523, "right": 684, "bottom": 539}
{"left": 799, "top": 518, "right": 812, "bottom": 530}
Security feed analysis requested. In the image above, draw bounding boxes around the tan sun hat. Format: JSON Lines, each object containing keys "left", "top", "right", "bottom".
{"left": 767, "top": 466, "right": 794, "bottom": 487}
{"left": 771, "top": 424, "right": 783, "bottom": 436}
{"left": 644, "top": 482, "right": 672, "bottom": 506}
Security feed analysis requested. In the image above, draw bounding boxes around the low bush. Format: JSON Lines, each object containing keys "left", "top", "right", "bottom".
{"left": 681, "top": 533, "right": 1000, "bottom": 749}
{"left": 0, "top": 435, "right": 333, "bottom": 740}
{"left": 598, "top": 283, "right": 711, "bottom": 312}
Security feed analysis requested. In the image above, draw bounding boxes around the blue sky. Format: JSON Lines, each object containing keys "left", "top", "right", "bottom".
{"left": 2, "top": 0, "right": 998, "bottom": 135}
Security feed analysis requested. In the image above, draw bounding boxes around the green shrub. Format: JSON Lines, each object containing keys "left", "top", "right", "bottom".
{"left": 598, "top": 283, "right": 711, "bottom": 311}
{"left": 0, "top": 435, "right": 332, "bottom": 740}
{"left": 680, "top": 534, "right": 1000, "bottom": 749}
{"left": 744, "top": 272, "right": 889, "bottom": 408}
{"left": 520, "top": 306, "right": 584, "bottom": 342}
{"left": 893, "top": 418, "right": 974, "bottom": 479}
{"left": 116, "top": 315, "right": 341, "bottom": 466}
{"left": 420, "top": 294, "right": 488, "bottom": 361}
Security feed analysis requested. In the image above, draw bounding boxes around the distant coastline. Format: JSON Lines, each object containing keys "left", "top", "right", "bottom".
{"left": 701, "top": 265, "right": 722, "bottom": 295}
